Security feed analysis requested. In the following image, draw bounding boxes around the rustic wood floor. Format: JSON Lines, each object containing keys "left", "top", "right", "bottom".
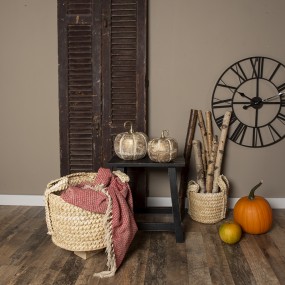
{"left": 0, "top": 206, "right": 285, "bottom": 285}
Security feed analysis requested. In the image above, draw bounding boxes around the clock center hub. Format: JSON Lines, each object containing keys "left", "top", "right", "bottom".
{"left": 251, "top": 97, "right": 263, "bottom": 109}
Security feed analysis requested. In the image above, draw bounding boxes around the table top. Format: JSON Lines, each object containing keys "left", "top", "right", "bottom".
{"left": 108, "top": 155, "right": 185, "bottom": 168}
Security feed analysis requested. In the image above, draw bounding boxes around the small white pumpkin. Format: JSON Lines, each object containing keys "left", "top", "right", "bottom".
{"left": 148, "top": 130, "right": 178, "bottom": 162}
{"left": 114, "top": 121, "right": 148, "bottom": 160}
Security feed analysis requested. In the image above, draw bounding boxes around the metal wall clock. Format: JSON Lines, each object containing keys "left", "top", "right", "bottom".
{"left": 211, "top": 56, "right": 285, "bottom": 148}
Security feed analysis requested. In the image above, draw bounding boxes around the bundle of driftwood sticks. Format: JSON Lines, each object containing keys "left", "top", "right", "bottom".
{"left": 193, "top": 110, "right": 232, "bottom": 193}
{"left": 178, "top": 109, "right": 232, "bottom": 216}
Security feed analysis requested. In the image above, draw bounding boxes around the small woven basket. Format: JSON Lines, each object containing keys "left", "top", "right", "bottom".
{"left": 44, "top": 172, "right": 107, "bottom": 252}
{"left": 187, "top": 175, "right": 229, "bottom": 224}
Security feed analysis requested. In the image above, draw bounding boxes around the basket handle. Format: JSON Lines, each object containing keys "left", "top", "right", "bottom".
{"left": 217, "top": 175, "right": 229, "bottom": 194}
{"left": 187, "top": 175, "right": 229, "bottom": 194}
{"left": 46, "top": 172, "right": 97, "bottom": 192}
{"left": 45, "top": 172, "right": 97, "bottom": 235}
{"left": 46, "top": 176, "right": 69, "bottom": 193}
{"left": 187, "top": 180, "right": 200, "bottom": 193}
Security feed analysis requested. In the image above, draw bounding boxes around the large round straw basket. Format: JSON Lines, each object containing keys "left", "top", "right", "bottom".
{"left": 187, "top": 175, "right": 229, "bottom": 224}
{"left": 44, "top": 172, "right": 106, "bottom": 252}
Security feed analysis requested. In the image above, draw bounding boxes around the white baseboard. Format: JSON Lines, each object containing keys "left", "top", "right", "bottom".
{"left": 0, "top": 195, "right": 45, "bottom": 206}
{"left": 147, "top": 197, "right": 285, "bottom": 209}
{"left": 0, "top": 195, "right": 284, "bottom": 209}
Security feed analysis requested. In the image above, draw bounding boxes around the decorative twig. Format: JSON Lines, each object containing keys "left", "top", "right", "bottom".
{"left": 212, "top": 111, "right": 232, "bottom": 193}
{"left": 179, "top": 109, "right": 198, "bottom": 217}
{"left": 192, "top": 140, "right": 206, "bottom": 193}
{"left": 201, "top": 147, "right": 207, "bottom": 175}
{"left": 197, "top": 110, "right": 209, "bottom": 167}
{"left": 205, "top": 111, "right": 213, "bottom": 156}
{"left": 206, "top": 135, "right": 218, "bottom": 193}
{"left": 184, "top": 109, "right": 198, "bottom": 160}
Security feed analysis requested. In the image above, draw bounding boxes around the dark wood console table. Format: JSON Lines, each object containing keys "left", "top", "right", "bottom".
{"left": 107, "top": 155, "right": 185, "bottom": 243}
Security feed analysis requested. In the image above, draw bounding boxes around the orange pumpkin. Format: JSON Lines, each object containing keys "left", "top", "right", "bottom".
{"left": 233, "top": 181, "right": 272, "bottom": 234}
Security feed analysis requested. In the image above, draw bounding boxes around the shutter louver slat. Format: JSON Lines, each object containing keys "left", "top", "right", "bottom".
{"left": 110, "top": 0, "right": 137, "bottom": 129}
{"left": 67, "top": 0, "right": 92, "bottom": 15}
{"left": 67, "top": 24, "right": 94, "bottom": 173}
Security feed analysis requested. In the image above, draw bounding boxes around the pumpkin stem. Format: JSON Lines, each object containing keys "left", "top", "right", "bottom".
{"left": 248, "top": 180, "right": 263, "bottom": 200}
{"left": 161, "top": 130, "right": 169, "bottom": 139}
{"left": 124, "top": 121, "right": 134, "bottom": 133}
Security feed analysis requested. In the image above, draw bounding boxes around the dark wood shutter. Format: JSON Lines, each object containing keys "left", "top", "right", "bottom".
{"left": 101, "top": 0, "right": 148, "bottom": 165}
{"left": 58, "top": 0, "right": 101, "bottom": 174}
{"left": 58, "top": 0, "right": 147, "bottom": 180}
{"left": 58, "top": 0, "right": 148, "bottom": 208}
{"left": 101, "top": 0, "right": 148, "bottom": 208}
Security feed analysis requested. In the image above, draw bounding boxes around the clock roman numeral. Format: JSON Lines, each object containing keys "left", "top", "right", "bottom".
{"left": 216, "top": 79, "right": 237, "bottom": 94}
{"left": 229, "top": 112, "right": 237, "bottom": 125}
{"left": 277, "top": 113, "right": 285, "bottom": 124}
{"left": 268, "top": 124, "right": 282, "bottom": 140}
{"left": 230, "top": 122, "right": 247, "bottom": 144}
{"left": 281, "top": 98, "right": 285, "bottom": 107}
{"left": 250, "top": 57, "right": 264, "bottom": 78}
{"left": 231, "top": 63, "right": 247, "bottom": 83}
{"left": 212, "top": 98, "right": 232, "bottom": 109}
{"left": 215, "top": 115, "right": 224, "bottom": 128}
{"left": 277, "top": 83, "right": 285, "bottom": 93}
{"left": 269, "top": 62, "right": 281, "bottom": 81}
{"left": 252, "top": 127, "right": 263, "bottom": 147}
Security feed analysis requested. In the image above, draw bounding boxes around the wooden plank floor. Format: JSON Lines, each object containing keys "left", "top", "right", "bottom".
{"left": 0, "top": 206, "right": 285, "bottom": 285}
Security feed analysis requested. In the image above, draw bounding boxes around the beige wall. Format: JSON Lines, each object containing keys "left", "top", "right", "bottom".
{"left": 0, "top": 0, "right": 59, "bottom": 195}
{"left": 148, "top": 0, "right": 285, "bottom": 198}
{"left": 0, "top": 0, "right": 284, "bottom": 199}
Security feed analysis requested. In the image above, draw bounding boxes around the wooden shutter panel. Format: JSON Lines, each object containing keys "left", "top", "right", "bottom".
{"left": 58, "top": 0, "right": 148, "bottom": 192}
{"left": 101, "top": 0, "right": 148, "bottom": 208}
{"left": 101, "top": 0, "right": 147, "bottom": 165}
{"left": 58, "top": 0, "right": 102, "bottom": 175}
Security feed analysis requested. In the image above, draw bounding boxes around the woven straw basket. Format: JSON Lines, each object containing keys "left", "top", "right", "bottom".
{"left": 45, "top": 172, "right": 107, "bottom": 252}
{"left": 187, "top": 175, "right": 229, "bottom": 224}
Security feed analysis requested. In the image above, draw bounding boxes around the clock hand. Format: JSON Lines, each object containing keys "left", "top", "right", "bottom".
{"left": 262, "top": 92, "right": 284, "bottom": 102}
{"left": 243, "top": 103, "right": 255, "bottom": 110}
{"left": 244, "top": 92, "right": 284, "bottom": 109}
{"left": 238, "top": 92, "right": 252, "bottom": 101}
{"left": 256, "top": 77, "right": 260, "bottom": 98}
{"left": 239, "top": 92, "right": 257, "bottom": 109}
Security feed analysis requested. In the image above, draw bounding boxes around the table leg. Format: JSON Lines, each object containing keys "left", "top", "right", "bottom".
{"left": 168, "top": 167, "right": 184, "bottom": 242}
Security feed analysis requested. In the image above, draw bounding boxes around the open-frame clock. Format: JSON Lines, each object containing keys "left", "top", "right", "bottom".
{"left": 211, "top": 56, "right": 285, "bottom": 148}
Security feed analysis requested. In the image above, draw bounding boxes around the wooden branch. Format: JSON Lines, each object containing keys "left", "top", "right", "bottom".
{"left": 212, "top": 111, "right": 232, "bottom": 193}
{"left": 206, "top": 135, "right": 218, "bottom": 193}
{"left": 201, "top": 146, "right": 207, "bottom": 175}
{"left": 197, "top": 110, "right": 209, "bottom": 167}
{"left": 192, "top": 140, "right": 206, "bottom": 193}
{"left": 205, "top": 111, "right": 213, "bottom": 156}
{"left": 183, "top": 109, "right": 198, "bottom": 161}
{"left": 178, "top": 109, "right": 198, "bottom": 217}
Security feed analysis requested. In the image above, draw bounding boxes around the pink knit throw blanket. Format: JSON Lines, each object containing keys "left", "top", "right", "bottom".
{"left": 60, "top": 168, "right": 138, "bottom": 277}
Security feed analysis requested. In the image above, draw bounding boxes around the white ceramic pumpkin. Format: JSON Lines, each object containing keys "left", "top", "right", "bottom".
{"left": 114, "top": 121, "right": 148, "bottom": 160}
{"left": 148, "top": 130, "right": 178, "bottom": 162}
